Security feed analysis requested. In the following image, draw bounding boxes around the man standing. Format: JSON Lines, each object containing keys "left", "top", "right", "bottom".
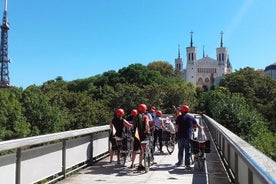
{"left": 109, "top": 108, "right": 133, "bottom": 163}
{"left": 130, "top": 104, "right": 150, "bottom": 170}
{"left": 174, "top": 105, "right": 204, "bottom": 169}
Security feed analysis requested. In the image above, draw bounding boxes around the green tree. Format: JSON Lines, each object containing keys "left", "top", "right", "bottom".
{"left": 22, "top": 85, "right": 66, "bottom": 135}
{"left": 0, "top": 88, "right": 30, "bottom": 140}
{"left": 147, "top": 61, "right": 175, "bottom": 77}
{"left": 220, "top": 67, "right": 276, "bottom": 132}
{"left": 118, "top": 63, "right": 161, "bottom": 86}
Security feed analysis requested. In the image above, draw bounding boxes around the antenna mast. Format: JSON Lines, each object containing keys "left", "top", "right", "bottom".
{"left": 0, "top": 0, "right": 11, "bottom": 88}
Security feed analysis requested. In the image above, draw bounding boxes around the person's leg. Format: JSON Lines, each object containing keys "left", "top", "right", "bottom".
{"left": 153, "top": 130, "right": 158, "bottom": 151}
{"left": 158, "top": 130, "right": 163, "bottom": 151}
{"left": 109, "top": 149, "right": 114, "bottom": 162}
{"left": 176, "top": 138, "right": 184, "bottom": 166}
{"left": 184, "top": 139, "right": 191, "bottom": 166}
{"left": 131, "top": 151, "right": 136, "bottom": 166}
{"left": 109, "top": 139, "right": 116, "bottom": 162}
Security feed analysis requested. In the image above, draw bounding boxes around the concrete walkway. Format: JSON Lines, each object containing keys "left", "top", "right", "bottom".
{"left": 58, "top": 121, "right": 231, "bottom": 184}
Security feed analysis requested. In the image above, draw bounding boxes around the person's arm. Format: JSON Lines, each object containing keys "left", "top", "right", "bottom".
{"left": 194, "top": 119, "right": 206, "bottom": 139}
{"left": 123, "top": 119, "right": 133, "bottom": 129}
{"left": 143, "top": 115, "right": 150, "bottom": 133}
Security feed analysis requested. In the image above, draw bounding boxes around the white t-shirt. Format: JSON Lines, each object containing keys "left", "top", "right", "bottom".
{"left": 164, "top": 118, "right": 175, "bottom": 133}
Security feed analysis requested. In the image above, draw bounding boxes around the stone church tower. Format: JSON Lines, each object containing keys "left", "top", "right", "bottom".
{"left": 175, "top": 32, "right": 232, "bottom": 89}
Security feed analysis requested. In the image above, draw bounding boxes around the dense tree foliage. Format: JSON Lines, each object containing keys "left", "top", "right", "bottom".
{"left": 199, "top": 68, "right": 276, "bottom": 160}
{"left": 0, "top": 63, "right": 274, "bottom": 160}
{"left": 0, "top": 88, "right": 30, "bottom": 140}
{"left": 147, "top": 61, "right": 175, "bottom": 77}
{"left": 220, "top": 67, "right": 276, "bottom": 132}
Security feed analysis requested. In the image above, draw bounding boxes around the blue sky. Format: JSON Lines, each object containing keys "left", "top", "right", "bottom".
{"left": 5, "top": 0, "right": 276, "bottom": 88}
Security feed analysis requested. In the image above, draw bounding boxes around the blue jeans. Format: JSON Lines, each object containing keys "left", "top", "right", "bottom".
{"left": 177, "top": 138, "right": 191, "bottom": 166}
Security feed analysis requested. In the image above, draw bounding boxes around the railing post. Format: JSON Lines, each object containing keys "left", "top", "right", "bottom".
{"left": 234, "top": 150, "right": 239, "bottom": 183}
{"left": 88, "top": 134, "right": 94, "bottom": 165}
{"left": 62, "top": 140, "right": 66, "bottom": 179}
{"left": 15, "top": 148, "right": 21, "bottom": 184}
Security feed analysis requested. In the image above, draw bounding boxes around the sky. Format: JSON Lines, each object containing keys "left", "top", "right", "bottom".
{"left": 4, "top": 0, "right": 276, "bottom": 88}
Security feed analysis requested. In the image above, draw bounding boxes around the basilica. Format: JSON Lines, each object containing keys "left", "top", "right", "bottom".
{"left": 175, "top": 32, "right": 232, "bottom": 89}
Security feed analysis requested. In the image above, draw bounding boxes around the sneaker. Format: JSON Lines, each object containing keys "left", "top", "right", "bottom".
{"left": 129, "top": 164, "right": 134, "bottom": 169}
{"left": 175, "top": 162, "right": 182, "bottom": 167}
{"left": 137, "top": 165, "right": 145, "bottom": 171}
{"left": 185, "top": 165, "right": 192, "bottom": 170}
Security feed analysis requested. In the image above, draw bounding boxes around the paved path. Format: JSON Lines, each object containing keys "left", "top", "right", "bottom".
{"left": 58, "top": 119, "right": 231, "bottom": 184}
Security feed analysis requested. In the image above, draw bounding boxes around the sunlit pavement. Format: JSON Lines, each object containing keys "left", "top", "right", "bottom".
{"left": 58, "top": 121, "right": 231, "bottom": 184}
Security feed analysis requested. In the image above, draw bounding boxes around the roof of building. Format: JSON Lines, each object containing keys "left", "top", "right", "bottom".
{"left": 264, "top": 62, "right": 276, "bottom": 71}
{"left": 196, "top": 56, "right": 218, "bottom": 66}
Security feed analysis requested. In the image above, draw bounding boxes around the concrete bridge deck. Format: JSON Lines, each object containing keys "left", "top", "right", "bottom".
{"left": 58, "top": 130, "right": 231, "bottom": 184}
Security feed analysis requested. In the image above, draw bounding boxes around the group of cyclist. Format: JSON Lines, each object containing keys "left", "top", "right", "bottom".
{"left": 109, "top": 103, "right": 205, "bottom": 171}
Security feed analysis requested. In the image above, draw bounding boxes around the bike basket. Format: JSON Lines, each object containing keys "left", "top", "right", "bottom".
{"left": 115, "top": 137, "right": 123, "bottom": 146}
{"left": 199, "top": 142, "right": 206, "bottom": 150}
{"left": 140, "top": 141, "right": 148, "bottom": 149}
{"left": 190, "top": 139, "right": 199, "bottom": 154}
{"left": 190, "top": 139, "right": 211, "bottom": 154}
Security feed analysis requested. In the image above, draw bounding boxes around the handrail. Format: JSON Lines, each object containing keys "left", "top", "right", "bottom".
{"left": 0, "top": 125, "right": 109, "bottom": 152}
{"left": 203, "top": 114, "right": 276, "bottom": 184}
{"left": 0, "top": 125, "right": 110, "bottom": 184}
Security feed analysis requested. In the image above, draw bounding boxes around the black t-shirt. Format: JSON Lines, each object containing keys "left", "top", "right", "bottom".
{"left": 111, "top": 117, "right": 125, "bottom": 137}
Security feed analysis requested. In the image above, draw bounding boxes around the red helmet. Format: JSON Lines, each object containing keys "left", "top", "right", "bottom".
{"left": 116, "top": 108, "right": 125, "bottom": 117}
{"left": 180, "top": 105, "right": 190, "bottom": 113}
{"left": 131, "top": 109, "right": 138, "bottom": 116}
{"left": 156, "top": 110, "right": 162, "bottom": 117}
{"left": 138, "top": 104, "right": 147, "bottom": 113}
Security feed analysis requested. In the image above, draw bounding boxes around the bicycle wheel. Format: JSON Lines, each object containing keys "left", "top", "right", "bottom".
{"left": 156, "top": 137, "right": 160, "bottom": 151}
{"left": 116, "top": 150, "right": 121, "bottom": 165}
{"left": 121, "top": 152, "right": 127, "bottom": 166}
{"left": 166, "top": 141, "right": 175, "bottom": 154}
{"left": 144, "top": 149, "right": 150, "bottom": 173}
{"left": 198, "top": 157, "right": 205, "bottom": 171}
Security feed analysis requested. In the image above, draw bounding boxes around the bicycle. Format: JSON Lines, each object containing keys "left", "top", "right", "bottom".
{"left": 140, "top": 134, "right": 154, "bottom": 172}
{"left": 190, "top": 139, "right": 210, "bottom": 171}
{"left": 122, "top": 130, "right": 134, "bottom": 164}
{"left": 156, "top": 131, "right": 176, "bottom": 154}
{"left": 114, "top": 136, "right": 128, "bottom": 166}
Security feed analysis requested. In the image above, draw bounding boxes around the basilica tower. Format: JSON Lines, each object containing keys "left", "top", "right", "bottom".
{"left": 185, "top": 31, "right": 197, "bottom": 84}
{"left": 216, "top": 32, "right": 228, "bottom": 76}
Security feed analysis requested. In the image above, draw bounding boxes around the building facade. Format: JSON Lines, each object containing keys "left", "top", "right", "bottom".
{"left": 175, "top": 32, "right": 232, "bottom": 89}
{"left": 263, "top": 63, "right": 276, "bottom": 79}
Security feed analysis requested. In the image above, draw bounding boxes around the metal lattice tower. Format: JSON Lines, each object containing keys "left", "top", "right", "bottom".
{"left": 0, "top": 0, "right": 11, "bottom": 88}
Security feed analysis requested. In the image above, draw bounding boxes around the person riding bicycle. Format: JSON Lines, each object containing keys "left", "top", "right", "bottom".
{"left": 163, "top": 116, "right": 176, "bottom": 142}
{"left": 153, "top": 110, "right": 165, "bottom": 153}
{"left": 109, "top": 108, "right": 132, "bottom": 163}
{"left": 174, "top": 104, "right": 204, "bottom": 169}
{"left": 130, "top": 104, "right": 150, "bottom": 171}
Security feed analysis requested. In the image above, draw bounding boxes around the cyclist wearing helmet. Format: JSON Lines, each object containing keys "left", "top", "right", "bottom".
{"left": 109, "top": 108, "right": 132, "bottom": 163}
{"left": 174, "top": 104, "right": 204, "bottom": 169}
{"left": 153, "top": 110, "right": 165, "bottom": 153}
{"left": 126, "top": 109, "right": 138, "bottom": 135}
{"left": 130, "top": 103, "right": 150, "bottom": 171}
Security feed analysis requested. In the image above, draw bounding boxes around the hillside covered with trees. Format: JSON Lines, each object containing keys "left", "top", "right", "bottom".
{"left": 0, "top": 62, "right": 275, "bottom": 160}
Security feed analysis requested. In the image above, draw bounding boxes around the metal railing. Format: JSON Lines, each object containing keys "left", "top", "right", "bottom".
{"left": 203, "top": 114, "right": 276, "bottom": 184}
{"left": 0, "top": 125, "right": 110, "bottom": 184}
